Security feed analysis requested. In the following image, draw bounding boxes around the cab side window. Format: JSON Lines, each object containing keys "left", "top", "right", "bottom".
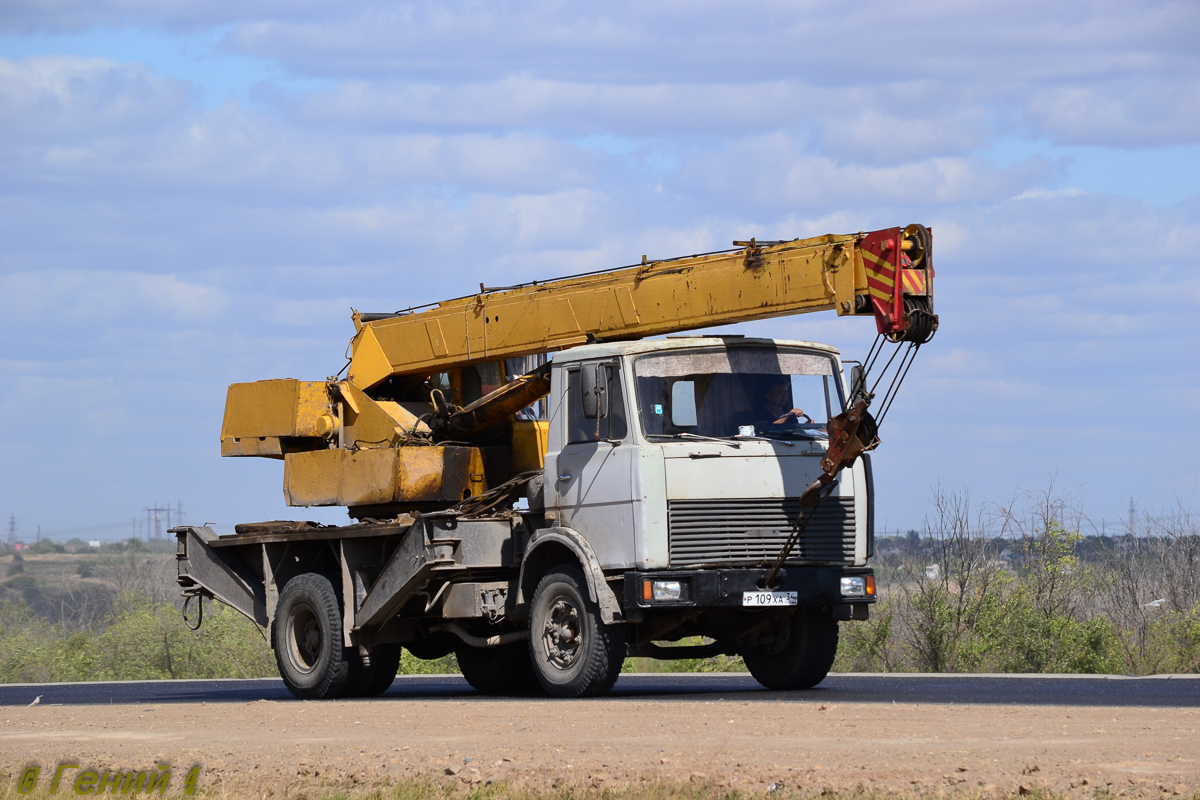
{"left": 567, "top": 364, "right": 628, "bottom": 443}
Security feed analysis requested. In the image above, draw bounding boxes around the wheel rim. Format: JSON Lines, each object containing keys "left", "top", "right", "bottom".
{"left": 540, "top": 595, "right": 582, "bottom": 670}
{"left": 287, "top": 603, "right": 322, "bottom": 674}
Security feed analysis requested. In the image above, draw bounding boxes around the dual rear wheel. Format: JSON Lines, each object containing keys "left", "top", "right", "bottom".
{"left": 273, "top": 574, "right": 400, "bottom": 699}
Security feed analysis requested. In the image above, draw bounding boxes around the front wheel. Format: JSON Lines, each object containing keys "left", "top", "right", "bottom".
{"left": 528, "top": 565, "right": 626, "bottom": 698}
{"left": 743, "top": 609, "right": 838, "bottom": 690}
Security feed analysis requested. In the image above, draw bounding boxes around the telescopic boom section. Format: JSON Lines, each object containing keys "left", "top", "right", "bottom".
{"left": 346, "top": 226, "right": 935, "bottom": 390}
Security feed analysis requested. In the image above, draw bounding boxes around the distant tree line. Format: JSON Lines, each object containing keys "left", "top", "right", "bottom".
{"left": 3, "top": 486, "right": 1198, "bottom": 682}
{"left": 836, "top": 487, "right": 1200, "bottom": 674}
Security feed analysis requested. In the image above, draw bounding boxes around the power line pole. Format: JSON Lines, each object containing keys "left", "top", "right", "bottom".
{"left": 145, "top": 505, "right": 173, "bottom": 540}
{"left": 7, "top": 513, "right": 15, "bottom": 546}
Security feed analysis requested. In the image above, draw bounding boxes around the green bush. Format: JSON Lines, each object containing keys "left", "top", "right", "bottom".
{"left": 0, "top": 591, "right": 466, "bottom": 683}
{"left": 5, "top": 574, "right": 37, "bottom": 591}
{"left": 0, "top": 594, "right": 276, "bottom": 682}
{"left": 399, "top": 648, "right": 459, "bottom": 675}
{"left": 829, "top": 494, "right": 1200, "bottom": 675}
{"left": 833, "top": 602, "right": 895, "bottom": 672}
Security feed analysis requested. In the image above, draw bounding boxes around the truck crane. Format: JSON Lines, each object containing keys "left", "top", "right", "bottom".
{"left": 175, "top": 225, "right": 937, "bottom": 698}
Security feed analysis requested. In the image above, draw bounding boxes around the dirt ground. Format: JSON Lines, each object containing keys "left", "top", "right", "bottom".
{"left": 2, "top": 688, "right": 1198, "bottom": 799}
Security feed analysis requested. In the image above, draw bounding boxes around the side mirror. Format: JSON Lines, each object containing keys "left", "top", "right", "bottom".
{"left": 670, "top": 380, "right": 698, "bottom": 427}
{"left": 849, "top": 364, "right": 865, "bottom": 400}
{"left": 581, "top": 364, "right": 608, "bottom": 419}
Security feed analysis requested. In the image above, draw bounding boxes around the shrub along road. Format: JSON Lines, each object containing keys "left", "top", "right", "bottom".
{"left": 1, "top": 675, "right": 1197, "bottom": 798}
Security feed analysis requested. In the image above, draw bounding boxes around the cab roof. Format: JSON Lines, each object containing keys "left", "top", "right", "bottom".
{"left": 552, "top": 336, "right": 841, "bottom": 364}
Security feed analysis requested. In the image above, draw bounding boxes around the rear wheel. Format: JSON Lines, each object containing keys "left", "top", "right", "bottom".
{"left": 456, "top": 641, "right": 541, "bottom": 696}
{"left": 743, "top": 609, "right": 838, "bottom": 690}
{"left": 273, "top": 573, "right": 355, "bottom": 699}
{"left": 528, "top": 566, "right": 625, "bottom": 698}
{"left": 347, "top": 643, "right": 403, "bottom": 698}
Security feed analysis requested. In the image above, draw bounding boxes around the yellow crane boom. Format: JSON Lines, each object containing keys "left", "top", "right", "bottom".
{"left": 220, "top": 225, "right": 935, "bottom": 517}
{"left": 346, "top": 227, "right": 932, "bottom": 390}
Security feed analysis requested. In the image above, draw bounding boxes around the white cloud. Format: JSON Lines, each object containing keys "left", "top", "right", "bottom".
{"left": 669, "top": 134, "right": 1056, "bottom": 210}
{"left": 0, "top": 55, "right": 193, "bottom": 140}
{"left": 1, "top": 0, "right": 1198, "bottom": 532}
{"left": 0, "top": 270, "right": 227, "bottom": 322}
{"left": 1027, "top": 81, "right": 1200, "bottom": 147}
{"left": 1012, "top": 187, "right": 1086, "bottom": 201}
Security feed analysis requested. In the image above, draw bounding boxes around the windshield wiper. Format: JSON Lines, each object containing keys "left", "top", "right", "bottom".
{"left": 735, "top": 433, "right": 795, "bottom": 447}
{"left": 649, "top": 432, "right": 741, "bottom": 448}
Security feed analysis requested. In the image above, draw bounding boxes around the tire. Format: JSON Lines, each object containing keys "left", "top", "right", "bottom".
{"left": 456, "top": 641, "right": 542, "bottom": 696}
{"left": 346, "top": 643, "right": 403, "bottom": 698}
{"left": 743, "top": 609, "right": 838, "bottom": 690}
{"left": 528, "top": 565, "right": 626, "bottom": 698}
{"left": 526, "top": 474, "right": 545, "bottom": 512}
{"left": 273, "top": 573, "right": 355, "bottom": 700}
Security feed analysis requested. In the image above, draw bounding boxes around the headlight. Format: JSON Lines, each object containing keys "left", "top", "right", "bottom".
{"left": 652, "top": 580, "right": 682, "bottom": 601}
{"left": 840, "top": 576, "right": 866, "bottom": 597}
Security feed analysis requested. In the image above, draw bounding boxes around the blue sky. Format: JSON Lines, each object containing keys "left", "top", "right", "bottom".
{"left": 1, "top": 1, "right": 1198, "bottom": 540}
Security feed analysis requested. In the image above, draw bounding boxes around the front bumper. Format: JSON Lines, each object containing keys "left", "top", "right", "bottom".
{"left": 623, "top": 566, "right": 875, "bottom": 615}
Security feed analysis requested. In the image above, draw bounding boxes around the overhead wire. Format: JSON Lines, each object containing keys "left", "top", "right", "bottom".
{"left": 876, "top": 344, "right": 921, "bottom": 425}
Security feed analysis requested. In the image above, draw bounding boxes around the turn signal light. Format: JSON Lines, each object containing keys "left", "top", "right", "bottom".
{"left": 866, "top": 574, "right": 876, "bottom": 596}
{"left": 641, "top": 579, "right": 684, "bottom": 602}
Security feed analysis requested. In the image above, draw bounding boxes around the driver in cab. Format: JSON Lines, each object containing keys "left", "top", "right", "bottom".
{"left": 762, "top": 378, "right": 813, "bottom": 428}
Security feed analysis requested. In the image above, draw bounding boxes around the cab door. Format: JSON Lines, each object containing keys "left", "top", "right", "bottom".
{"left": 551, "top": 360, "right": 636, "bottom": 569}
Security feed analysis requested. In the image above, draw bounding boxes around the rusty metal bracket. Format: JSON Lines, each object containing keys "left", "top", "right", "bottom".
{"left": 736, "top": 238, "right": 765, "bottom": 271}
{"left": 761, "top": 397, "right": 879, "bottom": 588}
{"left": 450, "top": 470, "right": 541, "bottom": 518}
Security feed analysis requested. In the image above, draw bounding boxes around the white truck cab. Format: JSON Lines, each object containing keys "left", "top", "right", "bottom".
{"left": 545, "top": 336, "right": 873, "bottom": 572}
{"left": 508, "top": 336, "right": 877, "bottom": 694}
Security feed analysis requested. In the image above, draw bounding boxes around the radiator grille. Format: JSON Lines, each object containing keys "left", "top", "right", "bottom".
{"left": 668, "top": 497, "right": 856, "bottom": 566}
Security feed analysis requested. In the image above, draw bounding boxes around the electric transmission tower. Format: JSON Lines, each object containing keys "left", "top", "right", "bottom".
{"left": 145, "top": 504, "right": 177, "bottom": 540}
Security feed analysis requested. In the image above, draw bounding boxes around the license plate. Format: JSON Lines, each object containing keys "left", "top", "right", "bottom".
{"left": 742, "top": 590, "right": 798, "bottom": 607}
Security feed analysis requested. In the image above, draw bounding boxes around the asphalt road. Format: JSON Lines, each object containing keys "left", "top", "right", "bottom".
{"left": 2, "top": 673, "right": 1197, "bottom": 707}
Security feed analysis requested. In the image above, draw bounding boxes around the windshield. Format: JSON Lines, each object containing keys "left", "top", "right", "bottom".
{"left": 634, "top": 347, "right": 843, "bottom": 440}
